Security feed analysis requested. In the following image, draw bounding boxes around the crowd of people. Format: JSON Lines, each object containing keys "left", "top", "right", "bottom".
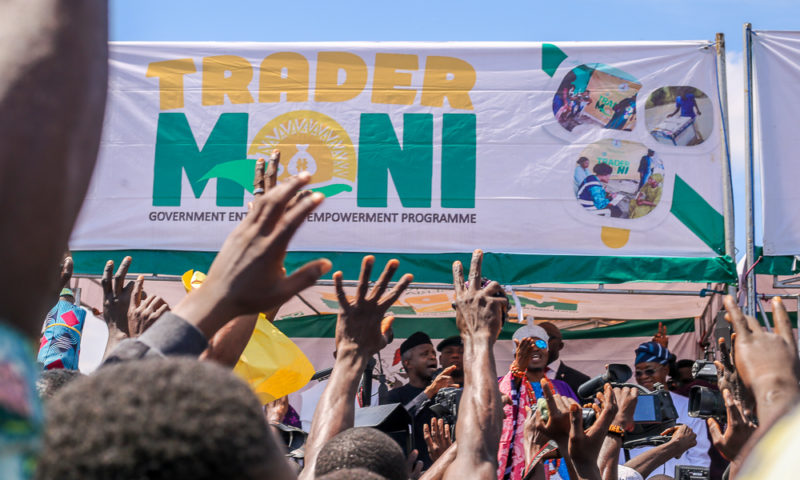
{"left": 2, "top": 3, "right": 800, "bottom": 480}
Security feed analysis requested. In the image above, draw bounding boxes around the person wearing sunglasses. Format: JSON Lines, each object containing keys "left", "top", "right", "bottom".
{"left": 626, "top": 341, "right": 712, "bottom": 478}
{"left": 497, "top": 320, "right": 579, "bottom": 480}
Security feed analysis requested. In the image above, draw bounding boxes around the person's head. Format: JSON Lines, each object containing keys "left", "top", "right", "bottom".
{"left": 36, "top": 368, "right": 84, "bottom": 400}
{"left": 674, "top": 359, "right": 695, "bottom": 386}
{"left": 437, "top": 336, "right": 463, "bottom": 378}
{"left": 647, "top": 149, "right": 655, "bottom": 157}
{"left": 512, "top": 320, "right": 550, "bottom": 370}
{"left": 593, "top": 163, "right": 613, "bottom": 183}
{"left": 577, "top": 157, "right": 590, "bottom": 169}
{"left": 37, "top": 357, "right": 280, "bottom": 480}
{"left": 317, "top": 468, "right": 387, "bottom": 480}
{"left": 538, "top": 322, "right": 564, "bottom": 364}
{"left": 315, "top": 427, "right": 408, "bottom": 480}
{"left": 634, "top": 341, "right": 671, "bottom": 390}
{"left": 400, "top": 332, "right": 437, "bottom": 382}
{"left": 0, "top": 3, "right": 108, "bottom": 337}
{"left": 648, "top": 173, "right": 663, "bottom": 187}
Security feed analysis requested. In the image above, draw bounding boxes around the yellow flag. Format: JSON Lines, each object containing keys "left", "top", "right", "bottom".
{"left": 233, "top": 314, "right": 315, "bottom": 403}
{"left": 182, "top": 270, "right": 315, "bottom": 403}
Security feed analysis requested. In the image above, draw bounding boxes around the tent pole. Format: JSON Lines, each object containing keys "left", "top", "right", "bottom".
{"left": 716, "top": 32, "right": 737, "bottom": 298}
{"left": 743, "top": 23, "right": 758, "bottom": 316}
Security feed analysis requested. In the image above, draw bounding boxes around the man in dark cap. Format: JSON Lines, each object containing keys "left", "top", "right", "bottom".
{"left": 435, "top": 335, "right": 463, "bottom": 386}
{"left": 381, "top": 331, "right": 457, "bottom": 468}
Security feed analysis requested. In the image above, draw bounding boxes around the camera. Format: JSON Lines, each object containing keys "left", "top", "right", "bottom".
{"left": 577, "top": 363, "right": 632, "bottom": 399}
{"left": 687, "top": 359, "right": 725, "bottom": 420}
{"left": 622, "top": 384, "right": 678, "bottom": 448}
{"left": 691, "top": 360, "right": 718, "bottom": 383}
{"left": 428, "top": 387, "right": 462, "bottom": 439}
{"left": 674, "top": 465, "right": 709, "bottom": 480}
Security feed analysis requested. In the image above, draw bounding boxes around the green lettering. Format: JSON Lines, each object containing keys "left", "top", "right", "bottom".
{"left": 153, "top": 113, "right": 248, "bottom": 206}
{"left": 357, "top": 113, "right": 433, "bottom": 207}
{"left": 441, "top": 114, "right": 476, "bottom": 208}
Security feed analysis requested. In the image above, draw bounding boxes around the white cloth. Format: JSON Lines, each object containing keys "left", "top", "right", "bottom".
{"left": 617, "top": 465, "right": 644, "bottom": 480}
{"left": 299, "top": 378, "right": 381, "bottom": 432}
{"left": 620, "top": 391, "right": 711, "bottom": 479}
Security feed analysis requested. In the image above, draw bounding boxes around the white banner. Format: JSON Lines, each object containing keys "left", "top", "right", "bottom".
{"left": 72, "top": 42, "right": 724, "bottom": 257}
{"left": 753, "top": 31, "right": 800, "bottom": 256}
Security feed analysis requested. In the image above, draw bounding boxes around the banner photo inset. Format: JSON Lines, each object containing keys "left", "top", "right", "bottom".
{"left": 753, "top": 31, "right": 800, "bottom": 256}
{"left": 71, "top": 42, "right": 725, "bottom": 263}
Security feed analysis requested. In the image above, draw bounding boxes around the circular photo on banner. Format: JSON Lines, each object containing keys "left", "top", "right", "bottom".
{"left": 574, "top": 139, "right": 665, "bottom": 219}
{"left": 552, "top": 63, "right": 640, "bottom": 133}
{"left": 645, "top": 86, "right": 713, "bottom": 146}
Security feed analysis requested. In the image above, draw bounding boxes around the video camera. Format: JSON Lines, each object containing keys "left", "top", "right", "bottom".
{"left": 577, "top": 364, "right": 678, "bottom": 448}
{"left": 687, "top": 360, "right": 726, "bottom": 420}
{"left": 428, "top": 387, "right": 462, "bottom": 439}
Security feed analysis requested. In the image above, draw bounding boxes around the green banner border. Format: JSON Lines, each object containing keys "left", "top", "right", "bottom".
{"left": 274, "top": 315, "right": 696, "bottom": 340}
{"left": 71, "top": 250, "right": 736, "bottom": 285}
{"left": 753, "top": 247, "right": 800, "bottom": 276}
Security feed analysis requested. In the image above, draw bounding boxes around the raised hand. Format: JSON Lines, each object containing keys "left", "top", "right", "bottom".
{"left": 127, "top": 276, "right": 169, "bottom": 337}
{"left": 536, "top": 379, "right": 578, "bottom": 448}
{"left": 660, "top": 425, "right": 697, "bottom": 458}
{"left": 610, "top": 385, "right": 638, "bottom": 432}
{"left": 511, "top": 337, "right": 535, "bottom": 373}
{"left": 174, "top": 171, "right": 330, "bottom": 337}
{"left": 584, "top": 384, "right": 618, "bottom": 445}
{"left": 451, "top": 249, "right": 507, "bottom": 340}
{"left": 424, "top": 418, "right": 454, "bottom": 462}
{"left": 715, "top": 337, "right": 754, "bottom": 418}
{"left": 425, "top": 365, "right": 460, "bottom": 399}
{"left": 652, "top": 322, "right": 668, "bottom": 349}
{"left": 59, "top": 257, "right": 73, "bottom": 293}
{"left": 707, "top": 388, "right": 757, "bottom": 461}
{"left": 333, "top": 255, "right": 412, "bottom": 357}
{"left": 723, "top": 295, "right": 800, "bottom": 426}
{"left": 407, "top": 449, "right": 424, "bottom": 480}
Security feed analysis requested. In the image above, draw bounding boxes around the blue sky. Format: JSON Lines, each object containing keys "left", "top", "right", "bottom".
{"left": 110, "top": 0, "right": 799, "bottom": 259}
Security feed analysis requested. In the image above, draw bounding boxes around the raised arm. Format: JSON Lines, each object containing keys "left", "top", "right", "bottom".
{"left": 300, "top": 256, "right": 412, "bottom": 480}
{"left": 623, "top": 425, "right": 696, "bottom": 478}
{"left": 443, "top": 249, "right": 507, "bottom": 480}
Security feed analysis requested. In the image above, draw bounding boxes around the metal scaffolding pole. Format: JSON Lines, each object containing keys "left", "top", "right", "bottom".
{"left": 743, "top": 23, "right": 758, "bottom": 316}
{"left": 716, "top": 33, "right": 737, "bottom": 298}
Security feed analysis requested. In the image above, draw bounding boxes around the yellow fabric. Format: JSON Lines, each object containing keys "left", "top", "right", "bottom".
{"left": 232, "top": 314, "right": 315, "bottom": 403}
{"left": 181, "top": 270, "right": 314, "bottom": 403}
{"left": 738, "top": 404, "right": 800, "bottom": 480}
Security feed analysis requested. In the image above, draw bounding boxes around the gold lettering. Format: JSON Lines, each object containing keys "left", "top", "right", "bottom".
{"left": 146, "top": 58, "right": 197, "bottom": 110}
{"left": 201, "top": 55, "right": 254, "bottom": 106}
{"left": 420, "top": 56, "right": 476, "bottom": 110}
{"left": 371, "top": 53, "right": 418, "bottom": 105}
{"left": 314, "top": 52, "right": 367, "bottom": 102}
{"left": 259, "top": 52, "right": 309, "bottom": 103}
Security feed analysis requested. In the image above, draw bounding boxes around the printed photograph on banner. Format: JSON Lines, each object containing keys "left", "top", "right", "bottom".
{"left": 645, "top": 86, "right": 713, "bottom": 146}
{"left": 574, "top": 139, "right": 664, "bottom": 219}
{"left": 552, "top": 63, "right": 640, "bottom": 133}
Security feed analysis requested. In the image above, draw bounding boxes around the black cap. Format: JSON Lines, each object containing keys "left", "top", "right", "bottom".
{"left": 400, "top": 331, "right": 433, "bottom": 356}
{"left": 436, "top": 335, "right": 462, "bottom": 352}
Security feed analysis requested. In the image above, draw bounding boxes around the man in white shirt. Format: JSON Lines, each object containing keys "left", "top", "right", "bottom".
{"left": 620, "top": 341, "right": 711, "bottom": 479}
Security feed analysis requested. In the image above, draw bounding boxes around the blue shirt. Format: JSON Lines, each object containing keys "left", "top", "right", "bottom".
{"left": 573, "top": 166, "right": 590, "bottom": 192}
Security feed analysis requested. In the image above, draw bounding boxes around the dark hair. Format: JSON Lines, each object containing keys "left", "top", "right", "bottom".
{"left": 315, "top": 427, "right": 408, "bottom": 480}
{"left": 317, "top": 468, "right": 388, "bottom": 480}
{"left": 593, "top": 163, "right": 613, "bottom": 176}
{"left": 36, "top": 358, "right": 276, "bottom": 480}
{"left": 577, "top": 156, "right": 589, "bottom": 164}
{"left": 36, "top": 368, "right": 84, "bottom": 400}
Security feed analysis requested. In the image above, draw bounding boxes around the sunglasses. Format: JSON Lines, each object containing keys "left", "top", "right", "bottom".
{"left": 634, "top": 368, "right": 660, "bottom": 377}
{"left": 532, "top": 339, "right": 548, "bottom": 349}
